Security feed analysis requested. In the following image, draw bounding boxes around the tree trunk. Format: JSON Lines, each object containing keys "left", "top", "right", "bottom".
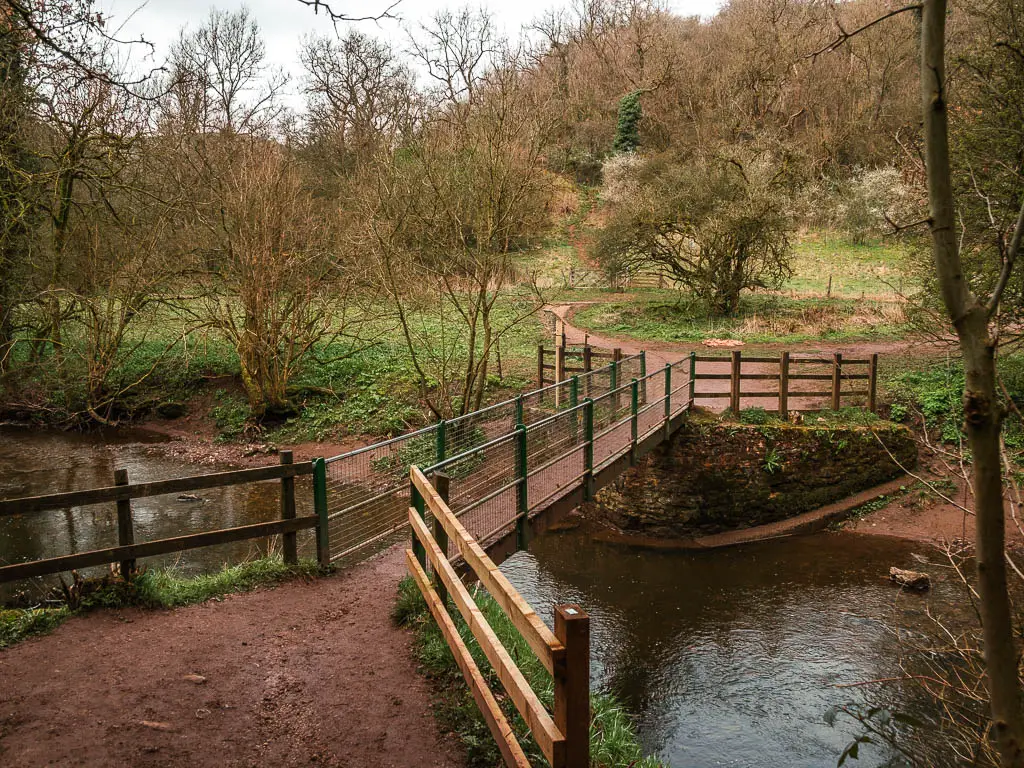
{"left": 921, "top": 0, "right": 1024, "bottom": 763}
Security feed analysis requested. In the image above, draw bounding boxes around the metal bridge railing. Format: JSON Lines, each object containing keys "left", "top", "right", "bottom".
{"left": 321, "top": 351, "right": 694, "bottom": 564}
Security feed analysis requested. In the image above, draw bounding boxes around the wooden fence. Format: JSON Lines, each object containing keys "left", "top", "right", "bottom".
{"left": 0, "top": 451, "right": 332, "bottom": 584}
{"left": 407, "top": 467, "right": 590, "bottom": 768}
{"left": 537, "top": 343, "right": 623, "bottom": 389}
{"left": 693, "top": 351, "right": 879, "bottom": 416}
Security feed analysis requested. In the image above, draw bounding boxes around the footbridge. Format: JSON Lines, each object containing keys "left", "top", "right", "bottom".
{"left": 321, "top": 348, "right": 878, "bottom": 568}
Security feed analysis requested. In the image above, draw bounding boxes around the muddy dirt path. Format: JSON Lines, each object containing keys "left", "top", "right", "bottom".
{"left": 547, "top": 302, "right": 944, "bottom": 366}
{"left": 0, "top": 547, "right": 463, "bottom": 768}
{"left": 547, "top": 302, "right": 947, "bottom": 412}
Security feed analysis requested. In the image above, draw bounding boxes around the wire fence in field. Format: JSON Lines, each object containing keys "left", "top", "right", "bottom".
{"left": 323, "top": 352, "right": 694, "bottom": 564}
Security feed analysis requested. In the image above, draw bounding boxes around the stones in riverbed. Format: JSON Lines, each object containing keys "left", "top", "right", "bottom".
{"left": 177, "top": 494, "right": 203, "bottom": 503}
{"left": 889, "top": 567, "right": 930, "bottom": 590}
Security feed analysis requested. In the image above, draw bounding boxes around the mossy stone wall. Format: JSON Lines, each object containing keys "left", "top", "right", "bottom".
{"left": 586, "top": 417, "right": 917, "bottom": 536}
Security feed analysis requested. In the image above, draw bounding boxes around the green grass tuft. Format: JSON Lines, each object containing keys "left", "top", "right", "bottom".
{"left": 394, "top": 576, "right": 666, "bottom": 767}
{"left": 0, "top": 606, "right": 71, "bottom": 648}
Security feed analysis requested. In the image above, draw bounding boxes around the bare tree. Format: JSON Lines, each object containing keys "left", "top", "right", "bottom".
{"left": 164, "top": 8, "right": 286, "bottom": 135}
{"left": 920, "top": 0, "right": 1024, "bottom": 762}
{"left": 361, "top": 52, "right": 554, "bottom": 417}
{"left": 300, "top": 31, "right": 417, "bottom": 180}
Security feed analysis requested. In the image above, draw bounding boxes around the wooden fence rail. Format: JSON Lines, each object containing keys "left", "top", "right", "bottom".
{"left": 693, "top": 350, "right": 878, "bottom": 417}
{"left": 0, "top": 453, "right": 332, "bottom": 585}
{"left": 537, "top": 343, "right": 622, "bottom": 389}
{"left": 408, "top": 466, "right": 590, "bottom": 768}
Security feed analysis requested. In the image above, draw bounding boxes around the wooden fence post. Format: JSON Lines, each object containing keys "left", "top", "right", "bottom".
{"left": 280, "top": 450, "right": 297, "bottom": 565}
{"left": 114, "top": 468, "right": 135, "bottom": 579}
{"left": 832, "top": 352, "right": 843, "bottom": 411}
{"left": 554, "top": 604, "right": 591, "bottom": 768}
{"left": 313, "top": 457, "right": 330, "bottom": 568}
{"left": 779, "top": 351, "right": 790, "bottom": 420}
{"left": 583, "top": 345, "right": 592, "bottom": 375}
{"left": 868, "top": 353, "right": 878, "bottom": 413}
{"left": 537, "top": 344, "right": 545, "bottom": 390}
{"left": 730, "top": 350, "right": 742, "bottom": 414}
{"left": 432, "top": 472, "right": 450, "bottom": 606}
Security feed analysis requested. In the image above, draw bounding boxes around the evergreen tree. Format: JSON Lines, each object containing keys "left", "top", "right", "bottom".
{"left": 612, "top": 90, "right": 642, "bottom": 153}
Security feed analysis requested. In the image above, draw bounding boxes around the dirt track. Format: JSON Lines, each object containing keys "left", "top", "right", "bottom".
{"left": 0, "top": 548, "right": 463, "bottom": 768}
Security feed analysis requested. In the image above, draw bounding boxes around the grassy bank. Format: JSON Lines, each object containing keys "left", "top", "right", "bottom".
{"left": 393, "top": 576, "right": 665, "bottom": 768}
{"left": 1, "top": 294, "right": 549, "bottom": 441}
{"left": 572, "top": 293, "right": 908, "bottom": 345}
{"left": 0, "top": 556, "right": 323, "bottom": 649}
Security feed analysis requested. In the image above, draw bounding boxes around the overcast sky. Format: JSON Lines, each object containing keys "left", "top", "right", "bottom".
{"left": 99, "top": 0, "right": 724, "bottom": 104}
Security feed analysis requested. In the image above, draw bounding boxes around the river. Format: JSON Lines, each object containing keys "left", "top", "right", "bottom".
{"left": 503, "top": 525, "right": 960, "bottom": 768}
{"left": 0, "top": 426, "right": 315, "bottom": 601}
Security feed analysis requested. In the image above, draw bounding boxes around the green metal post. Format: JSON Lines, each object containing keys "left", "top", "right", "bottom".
{"left": 570, "top": 375, "right": 580, "bottom": 443}
{"left": 583, "top": 398, "right": 594, "bottom": 501}
{"left": 630, "top": 379, "right": 639, "bottom": 464}
{"left": 688, "top": 351, "right": 696, "bottom": 407}
{"left": 610, "top": 358, "right": 619, "bottom": 414}
{"left": 639, "top": 351, "right": 647, "bottom": 404}
{"left": 664, "top": 363, "right": 672, "bottom": 438}
{"left": 312, "top": 458, "right": 330, "bottom": 568}
{"left": 515, "top": 425, "right": 529, "bottom": 550}
{"left": 411, "top": 478, "right": 426, "bottom": 568}
{"left": 435, "top": 420, "right": 446, "bottom": 463}
{"left": 515, "top": 394, "right": 524, "bottom": 425}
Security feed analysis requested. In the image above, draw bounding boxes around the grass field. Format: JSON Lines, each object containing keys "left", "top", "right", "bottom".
{"left": 573, "top": 294, "right": 908, "bottom": 344}
{"left": 2, "top": 293, "right": 550, "bottom": 441}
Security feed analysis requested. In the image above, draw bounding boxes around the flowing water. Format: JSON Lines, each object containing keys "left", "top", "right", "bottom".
{"left": 0, "top": 426, "right": 315, "bottom": 602}
{"left": 503, "top": 526, "right": 963, "bottom": 768}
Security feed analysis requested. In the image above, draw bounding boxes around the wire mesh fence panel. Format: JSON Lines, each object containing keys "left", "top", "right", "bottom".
{"left": 637, "top": 400, "right": 665, "bottom": 442}
{"left": 525, "top": 408, "right": 583, "bottom": 475}
{"left": 324, "top": 426, "right": 439, "bottom": 564}
{"left": 445, "top": 400, "right": 518, "bottom": 458}
{"left": 670, "top": 360, "right": 692, "bottom": 418}
{"left": 427, "top": 433, "right": 520, "bottom": 546}
{"left": 527, "top": 444, "right": 585, "bottom": 512}
{"left": 521, "top": 379, "right": 572, "bottom": 424}
{"left": 594, "top": 419, "right": 632, "bottom": 469}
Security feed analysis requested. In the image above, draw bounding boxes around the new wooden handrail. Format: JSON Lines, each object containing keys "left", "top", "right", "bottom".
{"left": 405, "top": 551, "right": 531, "bottom": 767}
{"left": 409, "top": 509, "right": 565, "bottom": 765}
{"left": 410, "top": 466, "right": 563, "bottom": 673}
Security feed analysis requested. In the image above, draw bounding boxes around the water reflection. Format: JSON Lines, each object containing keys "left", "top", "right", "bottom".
{"left": 0, "top": 426, "right": 315, "bottom": 601}
{"left": 502, "top": 527, "right": 956, "bottom": 768}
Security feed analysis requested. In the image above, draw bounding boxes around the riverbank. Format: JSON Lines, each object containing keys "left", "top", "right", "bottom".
{"left": 0, "top": 547, "right": 465, "bottom": 768}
